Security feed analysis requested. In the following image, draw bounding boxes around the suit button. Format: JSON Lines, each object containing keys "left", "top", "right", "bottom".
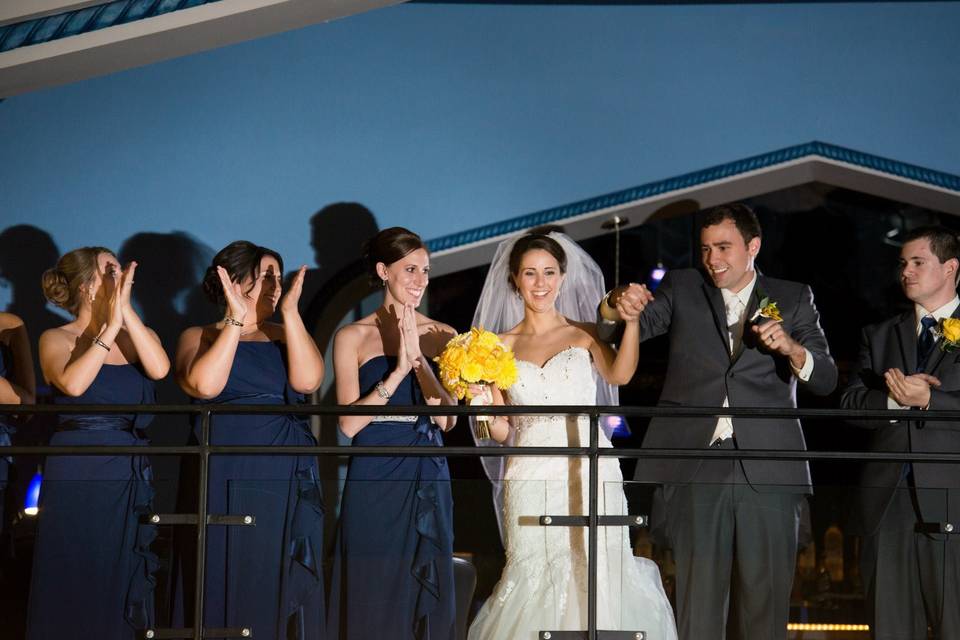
{"left": 729, "top": 372, "right": 735, "bottom": 378}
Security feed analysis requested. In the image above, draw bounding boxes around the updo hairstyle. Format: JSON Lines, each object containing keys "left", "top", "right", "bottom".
{"left": 202, "top": 240, "right": 284, "bottom": 306}
{"left": 41, "top": 246, "right": 114, "bottom": 314}
{"left": 507, "top": 233, "right": 567, "bottom": 291}
{"left": 362, "top": 227, "right": 427, "bottom": 286}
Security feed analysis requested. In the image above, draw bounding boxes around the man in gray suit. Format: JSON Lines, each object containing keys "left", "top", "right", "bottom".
{"left": 600, "top": 203, "right": 837, "bottom": 639}
{"left": 841, "top": 225, "right": 960, "bottom": 639}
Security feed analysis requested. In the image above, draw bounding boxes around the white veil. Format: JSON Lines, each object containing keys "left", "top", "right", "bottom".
{"left": 471, "top": 231, "right": 618, "bottom": 541}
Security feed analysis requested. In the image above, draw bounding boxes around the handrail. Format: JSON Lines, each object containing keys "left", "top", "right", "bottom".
{"left": 3, "top": 402, "right": 956, "bottom": 640}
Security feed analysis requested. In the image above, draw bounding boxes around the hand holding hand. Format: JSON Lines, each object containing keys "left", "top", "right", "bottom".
{"left": 218, "top": 266, "right": 249, "bottom": 325}
{"left": 886, "top": 368, "right": 940, "bottom": 408}
{"left": 280, "top": 265, "right": 306, "bottom": 317}
{"left": 615, "top": 283, "right": 654, "bottom": 323}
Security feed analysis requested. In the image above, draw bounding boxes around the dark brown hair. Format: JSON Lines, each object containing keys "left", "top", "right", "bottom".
{"left": 508, "top": 233, "right": 567, "bottom": 290}
{"left": 362, "top": 227, "right": 427, "bottom": 285}
{"left": 41, "top": 246, "right": 114, "bottom": 314}
{"left": 700, "top": 203, "right": 762, "bottom": 244}
{"left": 202, "top": 240, "right": 284, "bottom": 306}
{"left": 902, "top": 226, "right": 960, "bottom": 265}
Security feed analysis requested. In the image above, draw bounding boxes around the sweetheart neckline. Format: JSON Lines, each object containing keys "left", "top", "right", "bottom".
{"left": 515, "top": 346, "right": 590, "bottom": 370}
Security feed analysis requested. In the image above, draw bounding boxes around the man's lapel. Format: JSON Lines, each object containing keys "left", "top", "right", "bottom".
{"left": 701, "top": 279, "right": 731, "bottom": 359}
{"left": 895, "top": 311, "right": 917, "bottom": 374}
{"left": 731, "top": 278, "right": 764, "bottom": 363}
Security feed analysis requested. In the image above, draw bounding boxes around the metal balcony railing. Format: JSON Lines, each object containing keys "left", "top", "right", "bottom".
{"left": 4, "top": 403, "right": 960, "bottom": 640}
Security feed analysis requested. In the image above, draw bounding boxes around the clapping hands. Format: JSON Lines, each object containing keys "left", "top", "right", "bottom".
{"left": 217, "top": 265, "right": 252, "bottom": 325}
{"left": 396, "top": 304, "right": 422, "bottom": 374}
{"left": 885, "top": 368, "right": 940, "bottom": 409}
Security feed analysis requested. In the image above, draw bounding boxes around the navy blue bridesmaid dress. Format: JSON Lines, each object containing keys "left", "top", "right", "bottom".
{"left": 0, "top": 344, "right": 14, "bottom": 536}
{"left": 194, "top": 340, "right": 324, "bottom": 639}
{"left": 328, "top": 356, "right": 455, "bottom": 640}
{"left": 26, "top": 363, "right": 158, "bottom": 639}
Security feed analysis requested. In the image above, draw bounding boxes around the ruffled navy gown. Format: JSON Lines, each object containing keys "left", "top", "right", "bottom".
{"left": 27, "top": 363, "right": 158, "bottom": 639}
{"left": 194, "top": 340, "right": 325, "bottom": 639}
{"left": 0, "top": 344, "right": 14, "bottom": 537}
{"left": 328, "top": 356, "right": 455, "bottom": 640}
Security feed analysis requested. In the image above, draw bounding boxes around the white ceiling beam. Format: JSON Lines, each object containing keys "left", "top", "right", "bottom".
{"left": 0, "top": 0, "right": 405, "bottom": 97}
{"left": 0, "top": 0, "right": 104, "bottom": 27}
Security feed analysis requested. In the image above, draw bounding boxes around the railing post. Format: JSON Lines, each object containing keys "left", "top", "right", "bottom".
{"left": 588, "top": 411, "right": 599, "bottom": 640}
{"left": 193, "top": 409, "right": 211, "bottom": 640}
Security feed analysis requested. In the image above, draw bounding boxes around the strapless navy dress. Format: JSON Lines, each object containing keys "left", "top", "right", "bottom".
{"left": 26, "top": 363, "right": 158, "bottom": 639}
{"left": 328, "top": 356, "right": 455, "bottom": 640}
{"left": 193, "top": 340, "right": 324, "bottom": 639}
{"left": 0, "top": 344, "right": 14, "bottom": 535}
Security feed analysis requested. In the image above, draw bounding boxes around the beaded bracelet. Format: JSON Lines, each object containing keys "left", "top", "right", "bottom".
{"left": 375, "top": 381, "right": 392, "bottom": 400}
{"left": 223, "top": 316, "right": 243, "bottom": 327}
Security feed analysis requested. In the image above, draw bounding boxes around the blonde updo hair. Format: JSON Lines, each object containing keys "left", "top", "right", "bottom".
{"left": 41, "top": 246, "right": 114, "bottom": 314}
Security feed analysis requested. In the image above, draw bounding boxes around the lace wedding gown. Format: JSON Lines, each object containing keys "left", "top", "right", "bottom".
{"left": 468, "top": 347, "right": 677, "bottom": 640}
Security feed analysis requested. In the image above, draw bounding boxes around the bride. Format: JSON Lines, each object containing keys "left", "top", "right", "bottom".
{"left": 466, "top": 231, "right": 677, "bottom": 640}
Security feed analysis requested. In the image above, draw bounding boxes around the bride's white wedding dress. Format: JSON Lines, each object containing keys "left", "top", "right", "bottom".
{"left": 468, "top": 346, "right": 677, "bottom": 640}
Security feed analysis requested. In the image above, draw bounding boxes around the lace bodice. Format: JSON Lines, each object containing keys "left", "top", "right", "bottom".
{"left": 507, "top": 346, "right": 597, "bottom": 406}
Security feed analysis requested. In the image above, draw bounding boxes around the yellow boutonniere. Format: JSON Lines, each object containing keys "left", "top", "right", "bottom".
{"left": 937, "top": 317, "right": 960, "bottom": 351}
{"left": 750, "top": 296, "right": 783, "bottom": 323}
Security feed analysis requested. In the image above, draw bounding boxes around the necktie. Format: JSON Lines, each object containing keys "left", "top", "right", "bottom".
{"left": 724, "top": 296, "right": 743, "bottom": 353}
{"left": 916, "top": 316, "right": 938, "bottom": 372}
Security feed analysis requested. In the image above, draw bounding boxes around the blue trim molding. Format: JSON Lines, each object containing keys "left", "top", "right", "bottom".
{"left": 426, "top": 141, "right": 960, "bottom": 253}
{"left": 0, "top": 0, "right": 223, "bottom": 53}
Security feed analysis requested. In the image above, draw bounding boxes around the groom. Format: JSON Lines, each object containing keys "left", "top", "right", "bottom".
{"left": 599, "top": 203, "right": 837, "bottom": 640}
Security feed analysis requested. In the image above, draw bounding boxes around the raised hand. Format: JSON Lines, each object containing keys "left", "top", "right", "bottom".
{"left": 395, "top": 304, "right": 422, "bottom": 374}
{"left": 118, "top": 261, "right": 137, "bottom": 325}
{"left": 106, "top": 262, "right": 124, "bottom": 330}
{"left": 217, "top": 266, "right": 249, "bottom": 325}
{"left": 616, "top": 283, "right": 654, "bottom": 322}
{"left": 280, "top": 265, "right": 307, "bottom": 317}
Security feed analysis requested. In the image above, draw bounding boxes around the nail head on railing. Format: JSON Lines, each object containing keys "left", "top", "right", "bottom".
{"left": 241, "top": 629, "right": 251, "bottom": 637}
{"left": 244, "top": 515, "right": 253, "bottom": 524}
{"left": 145, "top": 631, "right": 155, "bottom": 639}
{"left": 543, "top": 516, "right": 552, "bottom": 525}
{"left": 946, "top": 523, "right": 955, "bottom": 532}
{"left": 542, "top": 633, "right": 551, "bottom": 639}
{"left": 635, "top": 516, "right": 644, "bottom": 525}
{"left": 150, "top": 515, "right": 160, "bottom": 524}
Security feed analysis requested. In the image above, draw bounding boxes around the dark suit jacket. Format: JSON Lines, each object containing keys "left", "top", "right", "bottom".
{"left": 840, "top": 307, "right": 960, "bottom": 535}
{"left": 599, "top": 268, "right": 837, "bottom": 490}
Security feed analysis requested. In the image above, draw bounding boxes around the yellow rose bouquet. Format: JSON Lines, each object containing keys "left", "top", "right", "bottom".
{"left": 937, "top": 317, "right": 960, "bottom": 352}
{"left": 434, "top": 327, "right": 518, "bottom": 439}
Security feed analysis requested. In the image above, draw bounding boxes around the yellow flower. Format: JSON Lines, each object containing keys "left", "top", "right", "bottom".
{"left": 941, "top": 318, "right": 960, "bottom": 344}
{"left": 760, "top": 302, "right": 783, "bottom": 323}
{"left": 434, "top": 327, "right": 518, "bottom": 395}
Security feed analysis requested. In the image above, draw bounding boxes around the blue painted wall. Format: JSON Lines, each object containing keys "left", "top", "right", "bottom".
{"left": 1, "top": 2, "right": 958, "bottom": 272}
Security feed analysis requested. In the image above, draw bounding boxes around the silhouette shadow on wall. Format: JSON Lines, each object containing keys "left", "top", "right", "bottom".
{"left": 118, "top": 231, "right": 215, "bottom": 511}
{"left": 293, "top": 203, "right": 379, "bottom": 547}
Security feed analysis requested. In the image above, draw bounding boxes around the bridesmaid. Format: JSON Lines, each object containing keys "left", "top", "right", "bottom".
{"left": 329, "top": 227, "right": 458, "bottom": 639}
{"left": 0, "top": 311, "right": 35, "bottom": 535}
{"left": 175, "top": 241, "right": 325, "bottom": 639}
{"left": 27, "top": 247, "right": 168, "bottom": 638}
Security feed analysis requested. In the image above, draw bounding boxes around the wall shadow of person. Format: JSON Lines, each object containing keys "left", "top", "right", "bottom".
{"left": 289, "top": 203, "right": 379, "bottom": 556}
{"left": 118, "top": 232, "right": 214, "bottom": 624}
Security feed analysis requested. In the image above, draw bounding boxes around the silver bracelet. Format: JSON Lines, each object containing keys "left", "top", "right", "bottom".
{"left": 93, "top": 337, "right": 111, "bottom": 351}
{"left": 223, "top": 316, "right": 243, "bottom": 327}
{"left": 375, "top": 381, "right": 392, "bottom": 400}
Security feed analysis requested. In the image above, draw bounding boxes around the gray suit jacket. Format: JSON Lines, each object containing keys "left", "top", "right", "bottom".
{"left": 599, "top": 268, "right": 837, "bottom": 490}
{"left": 841, "top": 307, "right": 960, "bottom": 535}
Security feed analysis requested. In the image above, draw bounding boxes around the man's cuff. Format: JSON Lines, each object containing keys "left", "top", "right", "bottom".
{"left": 599, "top": 292, "right": 621, "bottom": 322}
{"left": 791, "top": 347, "right": 815, "bottom": 382}
{"left": 887, "top": 395, "right": 908, "bottom": 411}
